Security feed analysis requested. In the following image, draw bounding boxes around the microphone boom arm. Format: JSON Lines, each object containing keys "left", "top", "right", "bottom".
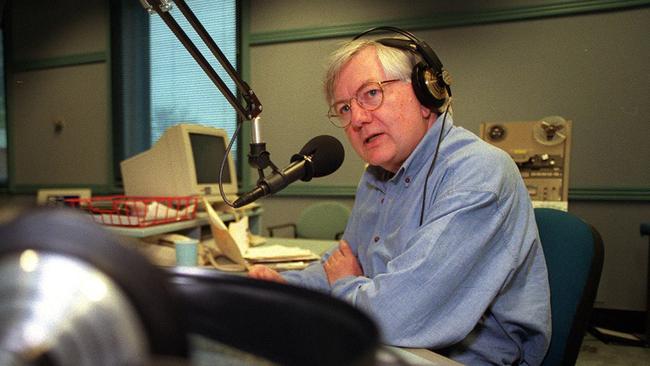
{"left": 140, "top": 0, "right": 262, "bottom": 121}
{"left": 141, "top": 0, "right": 282, "bottom": 200}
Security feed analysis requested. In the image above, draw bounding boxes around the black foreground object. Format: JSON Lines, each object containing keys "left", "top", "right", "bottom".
{"left": 167, "top": 267, "right": 380, "bottom": 366}
{"left": 0, "top": 208, "right": 379, "bottom": 365}
{"left": 0, "top": 208, "right": 189, "bottom": 359}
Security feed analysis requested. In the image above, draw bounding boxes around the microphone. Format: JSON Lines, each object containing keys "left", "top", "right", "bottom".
{"left": 233, "top": 135, "right": 345, "bottom": 208}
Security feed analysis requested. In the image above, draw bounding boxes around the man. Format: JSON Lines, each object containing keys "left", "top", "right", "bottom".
{"left": 250, "top": 34, "right": 551, "bottom": 365}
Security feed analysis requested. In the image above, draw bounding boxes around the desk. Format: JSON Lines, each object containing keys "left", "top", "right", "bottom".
{"left": 380, "top": 347, "right": 462, "bottom": 366}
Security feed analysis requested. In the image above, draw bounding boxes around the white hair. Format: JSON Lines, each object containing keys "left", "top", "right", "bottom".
{"left": 323, "top": 39, "right": 452, "bottom": 113}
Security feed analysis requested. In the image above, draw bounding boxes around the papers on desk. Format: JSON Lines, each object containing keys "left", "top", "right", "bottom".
{"left": 244, "top": 245, "right": 319, "bottom": 262}
{"left": 202, "top": 198, "right": 319, "bottom": 272}
{"left": 248, "top": 234, "right": 267, "bottom": 246}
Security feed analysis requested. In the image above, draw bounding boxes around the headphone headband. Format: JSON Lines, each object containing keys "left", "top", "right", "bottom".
{"left": 353, "top": 26, "right": 452, "bottom": 109}
{"left": 353, "top": 26, "right": 444, "bottom": 72}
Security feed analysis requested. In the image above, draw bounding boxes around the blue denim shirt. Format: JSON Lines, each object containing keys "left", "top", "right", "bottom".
{"left": 283, "top": 114, "right": 551, "bottom": 365}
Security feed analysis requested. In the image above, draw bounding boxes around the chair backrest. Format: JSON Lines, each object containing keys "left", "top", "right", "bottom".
{"left": 296, "top": 201, "right": 351, "bottom": 240}
{"left": 535, "top": 208, "right": 604, "bottom": 366}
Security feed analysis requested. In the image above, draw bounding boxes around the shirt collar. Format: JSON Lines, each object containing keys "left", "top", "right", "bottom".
{"left": 401, "top": 112, "right": 453, "bottom": 176}
{"left": 365, "top": 112, "right": 453, "bottom": 187}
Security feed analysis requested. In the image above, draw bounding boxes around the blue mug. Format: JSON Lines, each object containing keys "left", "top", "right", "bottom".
{"left": 175, "top": 238, "right": 199, "bottom": 266}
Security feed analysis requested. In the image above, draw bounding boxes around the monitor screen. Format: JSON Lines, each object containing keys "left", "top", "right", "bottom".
{"left": 190, "top": 133, "right": 231, "bottom": 184}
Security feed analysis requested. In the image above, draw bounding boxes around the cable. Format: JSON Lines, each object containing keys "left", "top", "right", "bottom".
{"left": 218, "top": 121, "right": 243, "bottom": 208}
{"left": 419, "top": 103, "right": 450, "bottom": 227}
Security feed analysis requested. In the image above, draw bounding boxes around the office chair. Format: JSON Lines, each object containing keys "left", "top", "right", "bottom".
{"left": 268, "top": 201, "right": 351, "bottom": 240}
{"left": 534, "top": 208, "right": 604, "bottom": 366}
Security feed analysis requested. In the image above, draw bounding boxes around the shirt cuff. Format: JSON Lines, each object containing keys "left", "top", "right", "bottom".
{"left": 281, "top": 261, "right": 331, "bottom": 293}
{"left": 330, "top": 275, "right": 369, "bottom": 304}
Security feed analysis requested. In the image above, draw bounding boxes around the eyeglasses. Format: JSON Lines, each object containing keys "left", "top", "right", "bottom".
{"left": 327, "top": 79, "right": 401, "bottom": 128}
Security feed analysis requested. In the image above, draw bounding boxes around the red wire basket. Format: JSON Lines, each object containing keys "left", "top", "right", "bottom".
{"left": 64, "top": 195, "right": 199, "bottom": 227}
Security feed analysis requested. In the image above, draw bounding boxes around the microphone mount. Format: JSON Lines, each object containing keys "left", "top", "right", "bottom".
{"left": 140, "top": 0, "right": 279, "bottom": 194}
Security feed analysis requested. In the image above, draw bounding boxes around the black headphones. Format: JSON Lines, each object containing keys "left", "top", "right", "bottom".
{"left": 353, "top": 26, "right": 452, "bottom": 110}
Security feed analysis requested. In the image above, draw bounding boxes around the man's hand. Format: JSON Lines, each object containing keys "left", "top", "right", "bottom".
{"left": 323, "top": 240, "right": 363, "bottom": 285}
{"left": 248, "top": 264, "right": 287, "bottom": 284}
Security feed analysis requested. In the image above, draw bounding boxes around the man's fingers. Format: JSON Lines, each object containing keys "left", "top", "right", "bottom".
{"left": 339, "top": 240, "right": 354, "bottom": 256}
{"left": 248, "top": 264, "right": 286, "bottom": 284}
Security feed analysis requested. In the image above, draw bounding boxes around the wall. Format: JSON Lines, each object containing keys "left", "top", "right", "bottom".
{"left": 246, "top": 0, "right": 650, "bottom": 311}
{"left": 5, "top": 0, "right": 112, "bottom": 192}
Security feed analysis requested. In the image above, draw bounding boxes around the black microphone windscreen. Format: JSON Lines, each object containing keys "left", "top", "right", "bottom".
{"left": 296, "top": 135, "right": 345, "bottom": 178}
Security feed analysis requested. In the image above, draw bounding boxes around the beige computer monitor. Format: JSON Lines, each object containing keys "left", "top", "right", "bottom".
{"left": 120, "top": 123, "right": 238, "bottom": 203}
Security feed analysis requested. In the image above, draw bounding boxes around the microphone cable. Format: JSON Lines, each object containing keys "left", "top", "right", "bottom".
{"left": 419, "top": 102, "right": 451, "bottom": 227}
{"left": 218, "top": 121, "right": 242, "bottom": 208}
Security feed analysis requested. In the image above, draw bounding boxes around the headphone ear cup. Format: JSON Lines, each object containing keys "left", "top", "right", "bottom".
{"left": 411, "top": 62, "right": 447, "bottom": 110}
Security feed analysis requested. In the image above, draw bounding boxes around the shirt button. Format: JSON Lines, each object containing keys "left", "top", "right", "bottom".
{"left": 373, "top": 236, "right": 380, "bottom": 242}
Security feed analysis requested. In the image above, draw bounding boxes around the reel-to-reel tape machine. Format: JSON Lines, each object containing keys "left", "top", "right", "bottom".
{"left": 481, "top": 116, "right": 572, "bottom": 210}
